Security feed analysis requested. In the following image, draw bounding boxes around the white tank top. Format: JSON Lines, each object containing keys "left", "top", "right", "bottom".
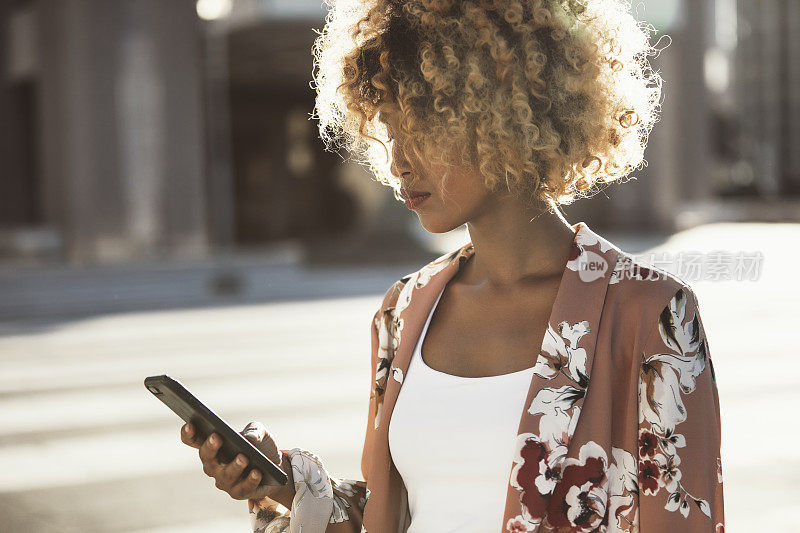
{"left": 388, "top": 287, "right": 535, "bottom": 532}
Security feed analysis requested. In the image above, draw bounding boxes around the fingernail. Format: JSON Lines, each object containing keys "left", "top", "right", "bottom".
{"left": 236, "top": 455, "right": 247, "bottom": 465}
{"left": 210, "top": 435, "right": 218, "bottom": 445}
{"left": 250, "top": 471, "right": 259, "bottom": 479}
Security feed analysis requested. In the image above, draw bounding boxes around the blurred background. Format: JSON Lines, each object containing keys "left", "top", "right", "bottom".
{"left": 0, "top": 0, "right": 797, "bottom": 531}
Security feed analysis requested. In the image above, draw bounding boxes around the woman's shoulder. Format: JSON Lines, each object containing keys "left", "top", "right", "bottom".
{"left": 376, "top": 243, "right": 471, "bottom": 315}
{"left": 376, "top": 232, "right": 703, "bottom": 334}
{"left": 571, "top": 221, "right": 700, "bottom": 327}
{"left": 608, "top": 247, "right": 698, "bottom": 306}
{"left": 604, "top": 246, "right": 705, "bottom": 350}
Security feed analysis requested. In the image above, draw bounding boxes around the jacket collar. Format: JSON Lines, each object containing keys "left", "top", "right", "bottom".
{"left": 363, "top": 221, "right": 622, "bottom": 532}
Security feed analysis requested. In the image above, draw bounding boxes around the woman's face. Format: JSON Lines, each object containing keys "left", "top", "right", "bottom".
{"left": 380, "top": 112, "right": 498, "bottom": 234}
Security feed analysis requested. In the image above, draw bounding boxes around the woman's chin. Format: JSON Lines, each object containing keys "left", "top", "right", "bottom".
{"left": 417, "top": 214, "right": 465, "bottom": 235}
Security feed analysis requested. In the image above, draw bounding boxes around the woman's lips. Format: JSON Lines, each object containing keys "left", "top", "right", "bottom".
{"left": 401, "top": 188, "right": 431, "bottom": 210}
{"left": 400, "top": 188, "right": 431, "bottom": 198}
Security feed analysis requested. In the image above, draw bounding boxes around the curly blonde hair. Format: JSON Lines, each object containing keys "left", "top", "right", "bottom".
{"left": 311, "top": 0, "right": 664, "bottom": 207}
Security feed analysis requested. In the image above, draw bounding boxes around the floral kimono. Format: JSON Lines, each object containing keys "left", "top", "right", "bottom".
{"left": 249, "top": 221, "right": 724, "bottom": 533}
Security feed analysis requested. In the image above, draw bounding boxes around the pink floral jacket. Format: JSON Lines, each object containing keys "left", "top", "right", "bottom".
{"left": 249, "top": 221, "right": 725, "bottom": 533}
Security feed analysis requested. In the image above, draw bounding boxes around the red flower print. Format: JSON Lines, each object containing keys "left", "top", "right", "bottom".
{"left": 639, "top": 458, "right": 662, "bottom": 495}
{"left": 512, "top": 436, "right": 551, "bottom": 525}
{"left": 547, "top": 442, "right": 609, "bottom": 532}
{"left": 638, "top": 429, "right": 659, "bottom": 458}
{"left": 632, "top": 263, "right": 653, "bottom": 279}
{"left": 568, "top": 242, "right": 582, "bottom": 261}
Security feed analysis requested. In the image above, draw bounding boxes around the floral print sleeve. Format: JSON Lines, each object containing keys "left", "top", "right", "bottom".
{"left": 248, "top": 448, "right": 368, "bottom": 533}
{"left": 635, "top": 287, "right": 725, "bottom": 531}
{"left": 247, "top": 308, "right": 382, "bottom": 533}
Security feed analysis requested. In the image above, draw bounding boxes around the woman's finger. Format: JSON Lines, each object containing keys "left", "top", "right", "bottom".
{"left": 198, "top": 433, "right": 222, "bottom": 469}
{"left": 180, "top": 423, "right": 203, "bottom": 449}
{"left": 218, "top": 453, "right": 248, "bottom": 487}
{"left": 228, "top": 468, "right": 262, "bottom": 500}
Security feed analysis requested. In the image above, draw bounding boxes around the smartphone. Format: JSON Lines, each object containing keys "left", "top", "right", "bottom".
{"left": 144, "top": 374, "right": 288, "bottom": 487}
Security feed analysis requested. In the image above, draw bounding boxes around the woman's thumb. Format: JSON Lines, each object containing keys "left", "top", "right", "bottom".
{"left": 241, "top": 421, "right": 282, "bottom": 467}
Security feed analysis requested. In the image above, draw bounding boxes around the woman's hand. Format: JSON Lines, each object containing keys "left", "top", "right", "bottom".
{"left": 180, "top": 421, "right": 296, "bottom": 508}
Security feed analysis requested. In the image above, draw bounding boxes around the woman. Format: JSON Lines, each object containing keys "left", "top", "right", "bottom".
{"left": 181, "top": 1, "right": 724, "bottom": 531}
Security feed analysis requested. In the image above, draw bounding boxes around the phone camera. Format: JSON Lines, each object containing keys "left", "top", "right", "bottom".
{"left": 147, "top": 385, "right": 163, "bottom": 395}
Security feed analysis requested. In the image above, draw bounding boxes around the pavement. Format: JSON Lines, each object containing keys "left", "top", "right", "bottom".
{"left": 0, "top": 222, "right": 797, "bottom": 532}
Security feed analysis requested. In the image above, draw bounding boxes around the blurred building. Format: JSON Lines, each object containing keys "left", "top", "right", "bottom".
{"left": 672, "top": 0, "right": 800, "bottom": 229}
{"left": 0, "top": 0, "right": 408, "bottom": 266}
{"left": 0, "top": 0, "right": 798, "bottom": 266}
{"left": 2, "top": 0, "right": 209, "bottom": 264}
{"left": 568, "top": 0, "right": 800, "bottom": 231}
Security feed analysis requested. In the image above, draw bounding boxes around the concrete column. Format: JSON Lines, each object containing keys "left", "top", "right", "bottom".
{"left": 592, "top": 0, "right": 710, "bottom": 232}
{"left": 36, "top": 0, "right": 208, "bottom": 264}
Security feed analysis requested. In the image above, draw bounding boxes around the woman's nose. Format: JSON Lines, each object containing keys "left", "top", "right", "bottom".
{"left": 390, "top": 161, "right": 412, "bottom": 180}
{"left": 390, "top": 142, "right": 413, "bottom": 179}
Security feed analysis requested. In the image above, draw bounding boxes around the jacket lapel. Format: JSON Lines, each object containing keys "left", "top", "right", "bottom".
{"left": 363, "top": 244, "right": 472, "bottom": 532}
{"left": 363, "top": 222, "right": 622, "bottom": 533}
{"left": 502, "top": 222, "right": 621, "bottom": 531}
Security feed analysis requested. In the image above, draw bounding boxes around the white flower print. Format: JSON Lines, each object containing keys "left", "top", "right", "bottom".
{"left": 534, "top": 445, "right": 567, "bottom": 494}
{"left": 373, "top": 311, "right": 393, "bottom": 430}
{"left": 638, "top": 288, "right": 716, "bottom": 523}
{"left": 371, "top": 250, "right": 460, "bottom": 430}
{"left": 549, "top": 441, "right": 610, "bottom": 532}
{"left": 330, "top": 478, "right": 367, "bottom": 524}
{"left": 506, "top": 515, "right": 536, "bottom": 532}
{"left": 659, "top": 428, "right": 686, "bottom": 456}
{"left": 565, "top": 480, "right": 607, "bottom": 529}
{"left": 639, "top": 289, "right": 706, "bottom": 433}
{"left": 658, "top": 453, "right": 682, "bottom": 493}
{"left": 528, "top": 387, "right": 582, "bottom": 450}
{"left": 568, "top": 248, "right": 610, "bottom": 283}
{"left": 565, "top": 226, "right": 616, "bottom": 282}
{"left": 391, "top": 366, "right": 404, "bottom": 384}
{"left": 375, "top": 312, "right": 391, "bottom": 386}
{"left": 533, "top": 320, "right": 591, "bottom": 385}
{"left": 575, "top": 226, "right": 616, "bottom": 254}
{"left": 508, "top": 317, "right": 594, "bottom": 531}
{"left": 607, "top": 448, "right": 638, "bottom": 532}
{"left": 508, "top": 432, "right": 551, "bottom": 527}
{"left": 394, "top": 281, "right": 415, "bottom": 323}
{"left": 289, "top": 449, "right": 333, "bottom": 501}
{"left": 414, "top": 254, "right": 453, "bottom": 287}
{"left": 374, "top": 399, "right": 384, "bottom": 431}
{"left": 333, "top": 479, "right": 356, "bottom": 497}
{"left": 330, "top": 492, "right": 351, "bottom": 523}
{"left": 608, "top": 447, "right": 638, "bottom": 495}
{"left": 394, "top": 252, "right": 453, "bottom": 320}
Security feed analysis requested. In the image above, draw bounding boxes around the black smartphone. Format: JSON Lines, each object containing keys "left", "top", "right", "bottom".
{"left": 144, "top": 374, "right": 288, "bottom": 487}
